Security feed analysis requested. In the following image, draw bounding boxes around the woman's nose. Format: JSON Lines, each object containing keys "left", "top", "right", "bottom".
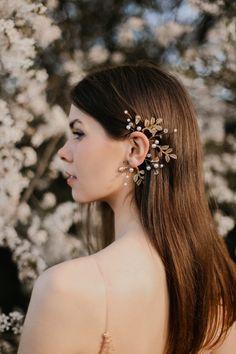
{"left": 57, "top": 142, "right": 73, "bottom": 162}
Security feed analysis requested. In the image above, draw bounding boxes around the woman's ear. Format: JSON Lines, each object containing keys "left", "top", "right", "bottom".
{"left": 126, "top": 132, "right": 150, "bottom": 167}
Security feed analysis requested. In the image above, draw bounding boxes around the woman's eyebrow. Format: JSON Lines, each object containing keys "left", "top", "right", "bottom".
{"left": 69, "top": 119, "right": 83, "bottom": 129}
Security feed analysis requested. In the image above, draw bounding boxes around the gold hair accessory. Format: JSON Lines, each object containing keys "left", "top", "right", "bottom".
{"left": 118, "top": 110, "right": 177, "bottom": 186}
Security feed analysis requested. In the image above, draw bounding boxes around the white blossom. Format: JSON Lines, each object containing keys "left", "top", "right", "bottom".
{"left": 117, "top": 17, "right": 145, "bottom": 47}
{"left": 190, "top": 0, "right": 224, "bottom": 15}
{"left": 21, "top": 147, "right": 37, "bottom": 167}
{"left": 0, "top": 310, "right": 24, "bottom": 335}
{"left": 214, "top": 210, "right": 235, "bottom": 237}
{"left": 88, "top": 44, "right": 110, "bottom": 64}
{"left": 16, "top": 203, "right": 31, "bottom": 224}
{"left": 40, "top": 192, "right": 57, "bottom": 209}
{"left": 110, "top": 51, "right": 125, "bottom": 64}
{"left": 155, "top": 21, "right": 192, "bottom": 47}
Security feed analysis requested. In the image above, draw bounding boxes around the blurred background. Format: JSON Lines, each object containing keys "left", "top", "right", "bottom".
{"left": 0, "top": 0, "right": 236, "bottom": 352}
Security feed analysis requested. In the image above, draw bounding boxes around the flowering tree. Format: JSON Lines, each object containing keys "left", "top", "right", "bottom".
{"left": 0, "top": 1, "right": 84, "bottom": 352}
{"left": 0, "top": 0, "right": 235, "bottom": 352}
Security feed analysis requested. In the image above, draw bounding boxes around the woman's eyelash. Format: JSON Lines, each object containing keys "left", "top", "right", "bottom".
{"left": 72, "top": 131, "right": 84, "bottom": 139}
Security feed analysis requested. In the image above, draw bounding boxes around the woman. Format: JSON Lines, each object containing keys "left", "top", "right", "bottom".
{"left": 17, "top": 63, "right": 236, "bottom": 354}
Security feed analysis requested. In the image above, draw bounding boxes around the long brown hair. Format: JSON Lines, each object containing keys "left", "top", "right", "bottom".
{"left": 70, "top": 63, "right": 236, "bottom": 354}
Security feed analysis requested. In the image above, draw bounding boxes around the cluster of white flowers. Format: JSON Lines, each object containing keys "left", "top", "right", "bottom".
{"left": 190, "top": 0, "right": 224, "bottom": 15}
{"left": 88, "top": 44, "right": 110, "bottom": 64}
{"left": 42, "top": 202, "right": 84, "bottom": 264}
{"left": 0, "top": 1, "right": 80, "bottom": 345}
{"left": 117, "top": 16, "right": 145, "bottom": 47}
{"left": 0, "top": 226, "right": 47, "bottom": 288}
{"left": 0, "top": 0, "right": 66, "bottom": 282}
{"left": 155, "top": 21, "right": 192, "bottom": 47}
{"left": 184, "top": 18, "right": 236, "bottom": 74}
{"left": 213, "top": 210, "right": 235, "bottom": 237}
{"left": 179, "top": 1, "right": 236, "bottom": 235}
{"left": 179, "top": 76, "right": 236, "bottom": 231}
{"left": 61, "top": 50, "right": 87, "bottom": 86}
{"left": 0, "top": 311, "right": 24, "bottom": 335}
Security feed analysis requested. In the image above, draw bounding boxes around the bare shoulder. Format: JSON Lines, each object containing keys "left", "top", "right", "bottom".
{"left": 37, "top": 254, "right": 100, "bottom": 296}
{"left": 18, "top": 255, "right": 104, "bottom": 354}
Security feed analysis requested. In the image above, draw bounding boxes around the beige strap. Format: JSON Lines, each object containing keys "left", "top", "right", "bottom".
{"left": 92, "top": 255, "right": 109, "bottom": 333}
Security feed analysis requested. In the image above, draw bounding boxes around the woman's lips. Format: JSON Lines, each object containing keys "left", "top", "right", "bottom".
{"left": 65, "top": 171, "right": 77, "bottom": 186}
{"left": 67, "top": 175, "right": 77, "bottom": 186}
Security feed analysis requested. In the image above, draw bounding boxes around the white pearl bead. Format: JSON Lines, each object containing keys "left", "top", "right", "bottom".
{"left": 160, "top": 164, "right": 164, "bottom": 168}
{"left": 129, "top": 167, "right": 134, "bottom": 173}
{"left": 147, "top": 153, "right": 151, "bottom": 157}
{"left": 127, "top": 118, "right": 131, "bottom": 122}
{"left": 174, "top": 128, "right": 177, "bottom": 132}
{"left": 154, "top": 163, "right": 159, "bottom": 168}
{"left": 146, "top": 166, "right": 151, "bottom": 170}
{"left": 155, "top": 140, "right": 159, "bottom": 144}
{"left": 124, "top": 110, "right": 128, "bottom": 114}
{"left": 137, "top": 126, "right": 142, "bottom": 131}
{"left": 126, "top": 125, "right": 131, "bottom": 130}
{"left": 164, "top": 128, "right": 168, "bottom": 133}
{"left": 152, "top": 143, "right": 157, "bottom": 148}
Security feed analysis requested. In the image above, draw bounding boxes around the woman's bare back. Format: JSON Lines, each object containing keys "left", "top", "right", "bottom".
{"left": 17, "top": 231, "right": 235, "bottom": 354}
{"left": 69, "top": 232, "right": 170, "bottom": 354}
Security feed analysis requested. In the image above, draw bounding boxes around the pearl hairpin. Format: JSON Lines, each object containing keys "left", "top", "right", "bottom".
{"left": 118, "top": 110, "right": 177, "bottom": 186}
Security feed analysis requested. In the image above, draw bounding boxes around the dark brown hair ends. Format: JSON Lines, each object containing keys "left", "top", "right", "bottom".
{"left": 70, "top": 63, "right": 236, "bottom": 354}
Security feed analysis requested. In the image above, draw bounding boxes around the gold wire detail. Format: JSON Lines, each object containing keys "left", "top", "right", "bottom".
{"left": 121, "top": 110, "right": 178, "bottom": 185}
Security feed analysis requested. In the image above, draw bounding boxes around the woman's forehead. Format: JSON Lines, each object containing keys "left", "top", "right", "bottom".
{"left": 68, "top": 104, "right": 108, "bottom": 137}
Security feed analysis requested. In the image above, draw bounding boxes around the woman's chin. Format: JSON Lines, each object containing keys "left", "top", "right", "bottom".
{"left": 71, "top": 189, "right": 94, "bottom": 204}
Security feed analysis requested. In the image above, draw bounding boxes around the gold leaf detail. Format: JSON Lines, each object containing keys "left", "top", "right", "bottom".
{"left": 144, "top": 119, "right": 150, "bottom": 127}
{"left": 166, "top": 148, "right": 173, "bottom": 153}
{"left": 165, "top": 155, "right": 170, "bottom": 163}
{"left": 156, "top": 118, "right": 163, "bottom": 124}
{"left": 170, "top": 154, "right": 177, "bottom": 159}
{"left": 135, "top": 116, "right": 141, "bottom": 124}
{"left": 133, "top": 174, "right": 138, "bottom": 182}
{"left": 149, "top": 127, "right": 158, "bottom": 135}
{"left": 150, "top": 117, "right": 155, "bottom": 125}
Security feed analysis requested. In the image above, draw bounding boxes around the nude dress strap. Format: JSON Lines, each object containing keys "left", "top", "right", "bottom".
{"left": 92, "top": 255, "right": 116, "bottom": 354}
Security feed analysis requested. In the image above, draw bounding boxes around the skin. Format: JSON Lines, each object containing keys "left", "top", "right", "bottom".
{"left": 58, "top": 104, "right": 150, "bottom": 241}
{"left": 17, "top": 104, "right": 235, "bottom": 354}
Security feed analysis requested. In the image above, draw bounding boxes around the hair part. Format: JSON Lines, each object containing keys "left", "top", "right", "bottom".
{"left": 70, "top": 62, "right": 236, "bottom": 354}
